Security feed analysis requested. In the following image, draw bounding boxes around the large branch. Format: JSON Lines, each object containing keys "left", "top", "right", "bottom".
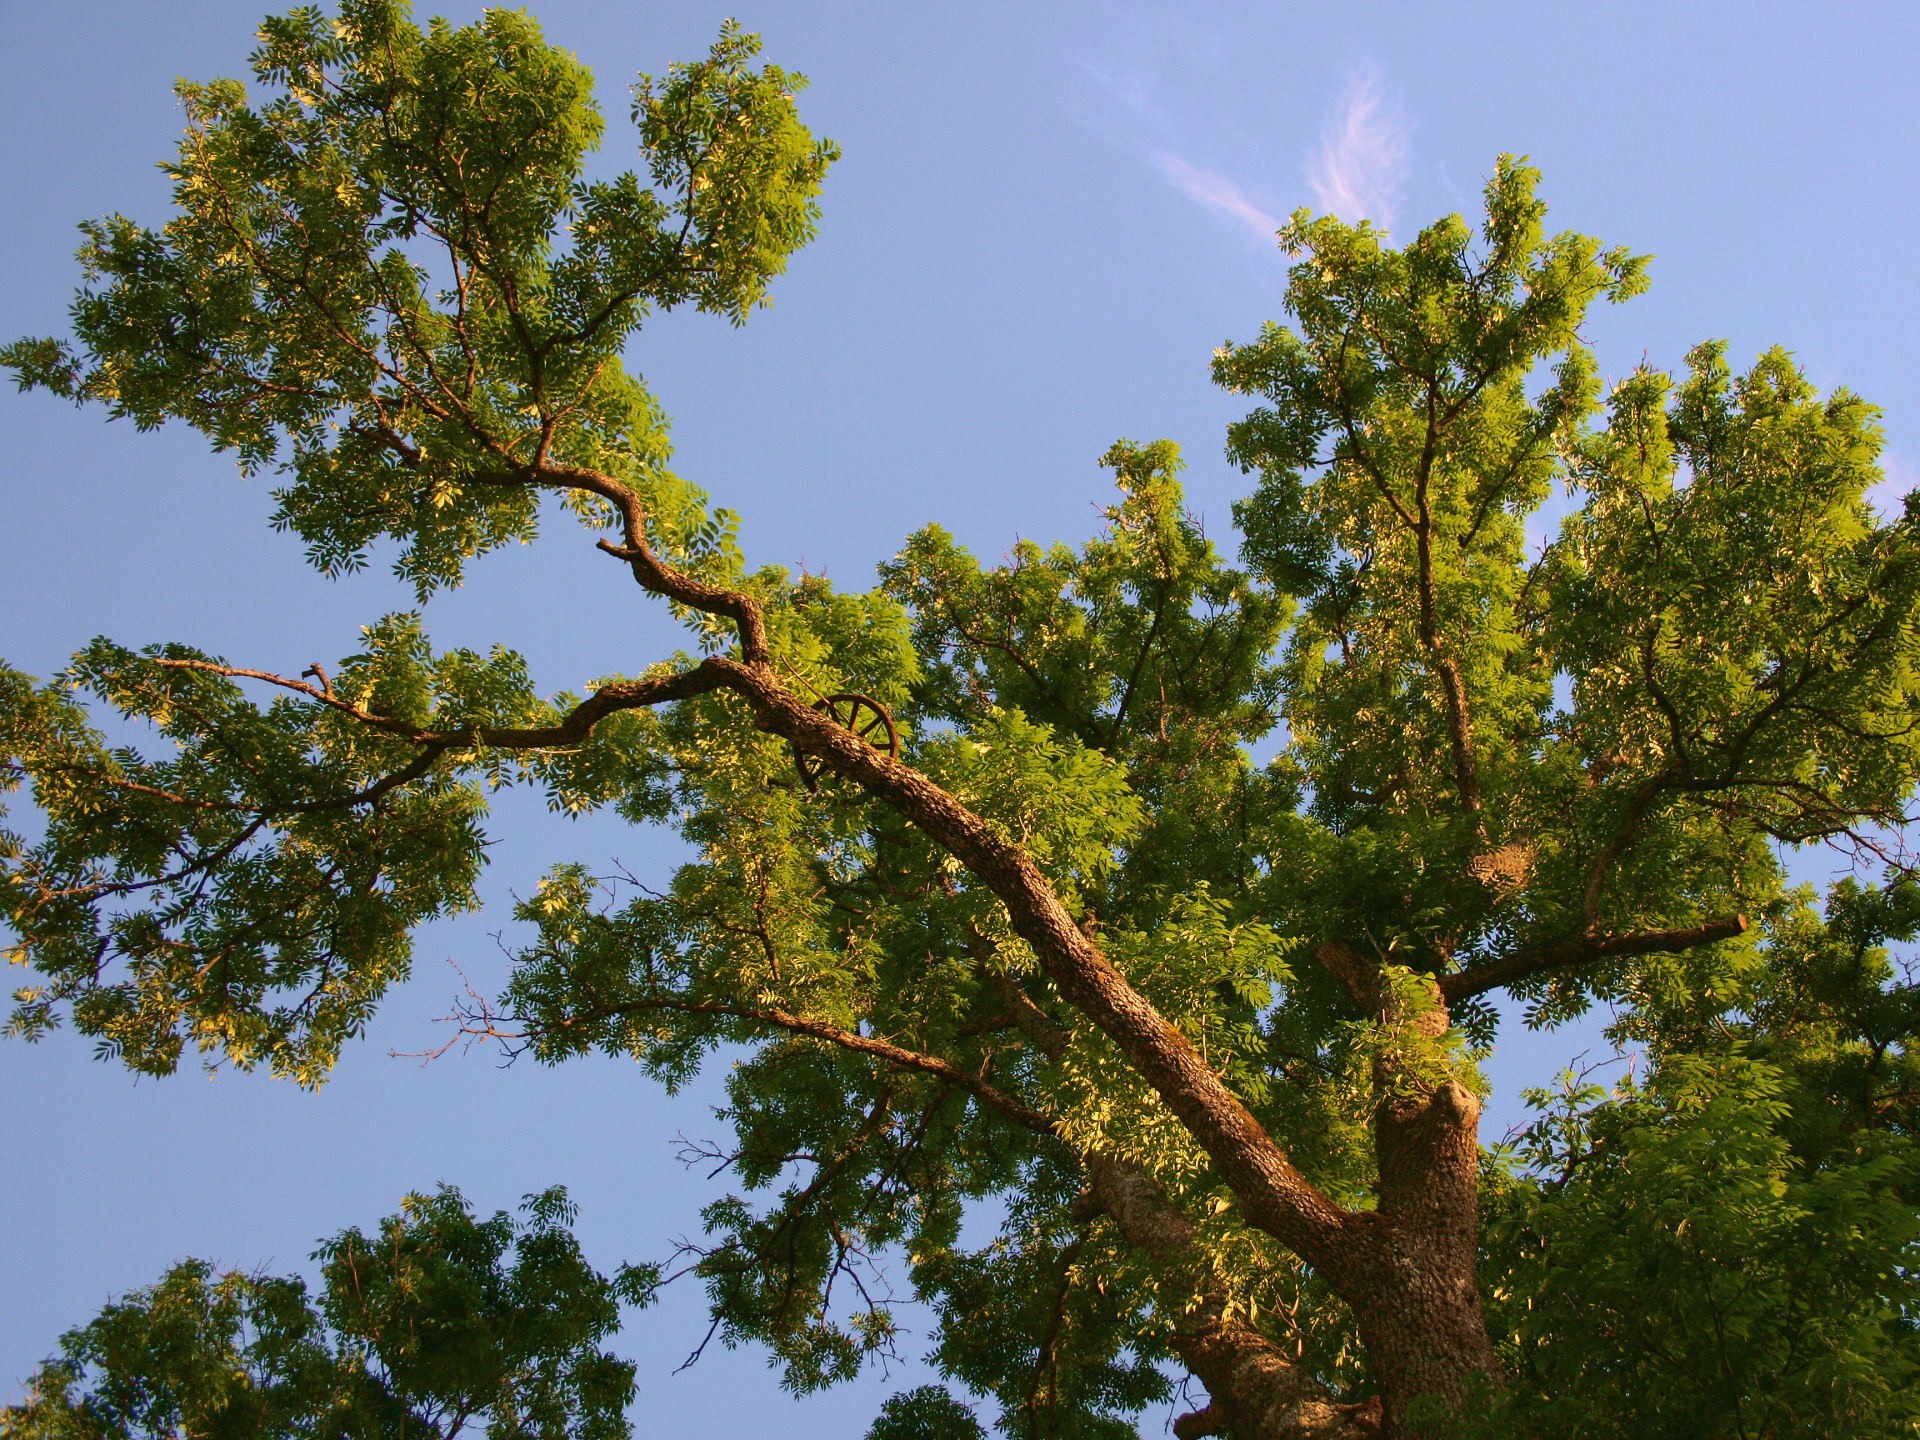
{"left": 1440, "top": 914, "right": 1749, "bottom": 1003}
{"left": 481, "top": 458, "right": 1364, "bottom": 1269}
{"left": 186, "top": 452, "right": 1363, "bottom": 1275}
{"left": 705, "top": 653, "right": 1363, "bottom": 1270}
{"left": 1084, "top": 1156, "right": 1379, "bottom": 1440}
{"left": 985, "top": 974, "right": 1377, "bottom": 1435}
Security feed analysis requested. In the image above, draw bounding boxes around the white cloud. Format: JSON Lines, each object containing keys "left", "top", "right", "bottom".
{"left": 1148, "top": 150, "right": 1284, "bottom": 246}
{"left": 1868, "top": 449, "right": 1916, "bottom": 520}
{"left": 1071, "top": 44, "right": 1412, "bottom": 255}
{"left": 1305, "top": 66, "right": 1410, "bottom": 231}
{"left": 1073, "top": 55, "right": 1157, "bottom": 121}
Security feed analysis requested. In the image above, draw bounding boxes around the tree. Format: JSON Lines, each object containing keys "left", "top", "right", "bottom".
{"left": 3, "top": 4, "right": 1915, "bottom": 1436}
{"left": 1, "top": 1186, "right": 649, "bottom": 1440}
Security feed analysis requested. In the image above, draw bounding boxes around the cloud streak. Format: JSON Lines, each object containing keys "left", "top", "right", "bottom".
{"left": 1868, "top": 450, "right": 1916, "bottom": 520}
{"left": 1148, "top": 150, "right": 1284, "bottom": 246}
{"left": 1305, "top": 67, "right": 1410, "bottom": 231}
{"left": 1074, "top": 43, "right": 1412, "bottom": 254}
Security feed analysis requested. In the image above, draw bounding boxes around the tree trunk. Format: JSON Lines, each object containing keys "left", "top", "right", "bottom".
{"left": 1351, "top": 1064, "right": 1499, "bottom": 1434}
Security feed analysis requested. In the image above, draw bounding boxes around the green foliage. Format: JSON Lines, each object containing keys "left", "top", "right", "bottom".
{"left": 0, "top": 1187, "right": 650, "bottom": 1440}
{"left": 882, "top": 439, "right": 1289, "bottom": 915}
{"left": 1481, "top": 1056, "right": 1918, "bottom": 1438}
{"left": 0, "top": 0, "right": 832, "bottom": 598}
{"left": 0, "top": 634, "right": 491, "bottom": 1085}
{"left": 0, "top": 613, "right": 685, "bottom": 1085}
{"left": 915, "top": 1180, "right": 1176, "bottom": 1439}
{"left": 1467, "top": 872, "right": 1920, "bottom": 1439}
{"left": 5, "top": 6, "right": 1919, "bottom": 1432}
{"left": 867, "top": 1385, "right": 988, "bottom": 1440}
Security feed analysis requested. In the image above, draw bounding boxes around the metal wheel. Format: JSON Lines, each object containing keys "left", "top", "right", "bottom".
{"left": 794, "top": 692, "right": 899, "bottom": 792}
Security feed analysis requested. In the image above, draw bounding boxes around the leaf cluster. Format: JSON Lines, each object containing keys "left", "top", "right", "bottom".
{"left": 1, "top": 1187, "right": 649, "bottom": 1440}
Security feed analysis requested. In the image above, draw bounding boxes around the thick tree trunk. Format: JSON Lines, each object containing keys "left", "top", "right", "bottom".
{"left": 1086, "top": 1122, "right": 1496, "bottom": 1439}
{"left": 1303, "top": 952, "right": 1501, "bottom": 1435}
{"left": 1351, "top": 1056, "right": 1499, "bottom": 1432}
{"left": 1345, "top": 1229, "right": 1497, "bottom": 1435}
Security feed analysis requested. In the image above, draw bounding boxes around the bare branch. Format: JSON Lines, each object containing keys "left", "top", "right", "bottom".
{"left": 465, "top": 989, "right": 1063, "bottom": 1140}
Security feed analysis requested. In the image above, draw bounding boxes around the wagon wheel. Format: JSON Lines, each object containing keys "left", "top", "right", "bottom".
{"left": 794, "top": 692, "right": 899, "bottom": 792}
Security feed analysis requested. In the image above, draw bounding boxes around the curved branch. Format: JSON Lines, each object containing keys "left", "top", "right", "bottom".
{"left": 1580, "top": 771, "right": 1674, "bottom": 920}
{"left": 1411, "top": 384, "right": 1482, "bottom": 822}
{"left": 702, "top": 654, "right": 1365, "bottom": 1271}
{"left": 152, "top": 656, "right": 731, "bottom": 748}
{"left": 1441, "top": 914, "right": 1748, "bottom": 1003}
{"left": 175, "top": 455, "right": 1364, "bottom": 1274}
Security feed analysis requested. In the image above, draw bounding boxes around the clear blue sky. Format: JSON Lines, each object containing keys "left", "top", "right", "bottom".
{"left": 4, "top": 2, "right": 1917, "bottom": 1433}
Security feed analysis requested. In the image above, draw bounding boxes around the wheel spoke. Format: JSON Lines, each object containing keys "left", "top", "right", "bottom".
{"left": 793, "top": 692, "right": 899, "bottom": 791}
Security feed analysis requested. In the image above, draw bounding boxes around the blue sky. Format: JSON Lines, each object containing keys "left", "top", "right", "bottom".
{"left": 4, "top": 2, "right": 1918, "bottom": 1432}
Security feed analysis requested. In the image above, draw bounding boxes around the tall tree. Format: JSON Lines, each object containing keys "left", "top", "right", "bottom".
{"left": 3, "top": 4, "right": 1915, "bottom": 1435}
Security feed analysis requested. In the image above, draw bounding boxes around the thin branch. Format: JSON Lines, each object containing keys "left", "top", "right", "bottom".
{"left": 151, "top": 656, "right": 729, "bottom": 748}
{"left": 57, "top": 743, "right": 450, "bottom": 819}
{"left": 471, "top": 991, "right": 1062, "bottom": 1140}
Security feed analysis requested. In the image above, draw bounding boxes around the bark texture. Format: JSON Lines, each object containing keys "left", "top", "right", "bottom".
{"left": 1086, "top": 1155, "right": 1382, "bottom": 1440}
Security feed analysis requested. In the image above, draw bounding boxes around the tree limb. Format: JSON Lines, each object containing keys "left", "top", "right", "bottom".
{"left": 701, "top": 653, "right": 1366, "bottom": 1271}
{"left": 180, "top": 449, "right": 1366, "bottom": 1277}
{"left": 1083, "top": 1155, "right": 1380, "bottom": 1440}
{"left": 985, "top": 973, "right": 1378, "bottom": 1437}
{"left": 152, "top": 656, "right": 731, "bottom": 748}
{"left": 493, "top": 993, "right": 1063, "bottom": 1140}
{"left": 1440, "top": 914, "right": 1749, "bottom": 1002}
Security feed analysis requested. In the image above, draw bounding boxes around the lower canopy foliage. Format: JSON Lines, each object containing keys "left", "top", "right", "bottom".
{"left": 1, "top": 1188, "right": 650, "bottom": 1440}
{"left": 3, "top": 4, "right": 1916, "bottom": 1437}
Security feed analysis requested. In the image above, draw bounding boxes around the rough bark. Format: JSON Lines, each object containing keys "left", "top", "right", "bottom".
{"left": 1353, "top": 976, "right": 1500, "bottom": 1432}
{"left": 1085, "top": 1154, "right": 1382, "bottom": 1440}
{"left": 1440, "top": 914, "right": 1749, "bottom": 1002}
{"left": 1353, "top": 1079, "right": 1498, "bottom": 1431}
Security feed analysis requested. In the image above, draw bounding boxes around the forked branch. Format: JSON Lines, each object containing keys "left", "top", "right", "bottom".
{"left": 165, "top": 450, "right": 1366, "bottom": 1277}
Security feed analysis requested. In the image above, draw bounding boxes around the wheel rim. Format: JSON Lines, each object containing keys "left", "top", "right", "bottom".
{"left": 794, "top": 693, "right": 899, "bottom": 791}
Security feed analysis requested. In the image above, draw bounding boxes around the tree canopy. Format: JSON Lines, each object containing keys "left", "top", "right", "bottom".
{"left": 3, "top": 4, "right": 1916, "bottom": 1437}
{"left": 2, "top": 1186, "right": 648, "bottom": 1440}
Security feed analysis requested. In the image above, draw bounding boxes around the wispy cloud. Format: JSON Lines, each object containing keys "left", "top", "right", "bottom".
{"left": 1868, "top": 450, "right": 1916, "bottom": 520}
{"left": 1075, "top": 55, "right": 1157, "bottom": 120}
{"left": 1071, "top": 41, "right": 1412, "bottom": 256}
{"left": 1305, "top": 66, "right": 1410, "bottom": 231}
{"left": 1071, "top": 51, "right": 1284, "bottom": 250}
{"left": 1148, "top": 150, "right": 1284, "bottom": 246}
